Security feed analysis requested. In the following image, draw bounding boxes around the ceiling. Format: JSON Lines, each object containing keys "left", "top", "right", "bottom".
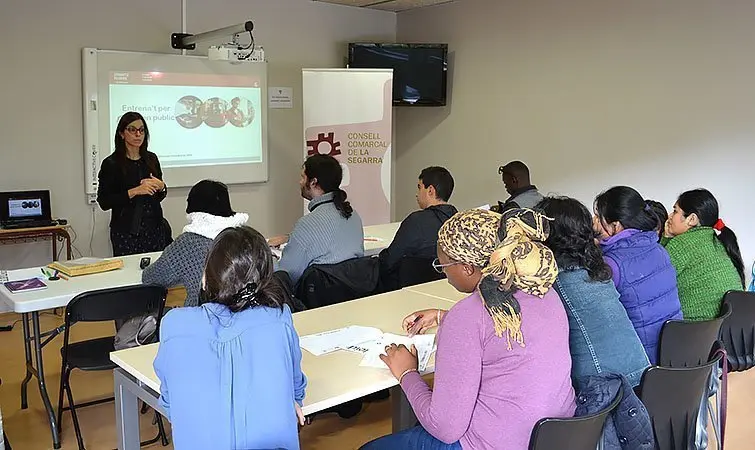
{"left": 313, "top": 0, "right": 455, "bottom": 13}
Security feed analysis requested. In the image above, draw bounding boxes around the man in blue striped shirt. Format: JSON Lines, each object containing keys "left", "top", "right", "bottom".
{"left": 269, "top": 155, "right": 364, "bottom": 284}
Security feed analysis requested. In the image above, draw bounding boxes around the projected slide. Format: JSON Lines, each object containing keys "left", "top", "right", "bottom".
{"left": 108, "top": 71, "right": 262, "bottom": 168}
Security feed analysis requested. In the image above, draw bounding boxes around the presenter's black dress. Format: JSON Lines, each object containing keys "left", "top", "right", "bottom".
{"left": 97, "top": 152, "right": 170, "bottom": 256}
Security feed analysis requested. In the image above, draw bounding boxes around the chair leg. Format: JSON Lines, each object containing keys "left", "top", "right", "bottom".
{"left": 56, "top": 366, "right": 68, "bottom": 434}
{"left": 64, "top": 376, "right": 86, "bottom": 450}
{"left": 156, "top": 413, "right": 169, "bottom": 446}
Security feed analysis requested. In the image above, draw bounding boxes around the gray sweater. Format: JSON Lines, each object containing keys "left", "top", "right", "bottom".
{"left": 142, "top": 232, "right": 212, "bottom": 307}
{"left": 279, "top": 192, "right": 364, "bottom": 284}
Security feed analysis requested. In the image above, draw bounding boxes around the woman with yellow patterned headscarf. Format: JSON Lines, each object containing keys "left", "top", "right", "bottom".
{"left": 361, "top": 208, "right": 576, "bottom": 450}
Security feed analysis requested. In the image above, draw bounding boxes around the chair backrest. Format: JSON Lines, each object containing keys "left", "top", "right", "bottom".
{"left": 657, "top": 301, "right": 730, "bottom": 367}
{"left": 528, "top": 386, "right": 623, "bottom": 450}
{"left": 720, "top": 290, "right": 755, "bottom": 372}
{"left": 296, "top": 257, "right": 380, "bottom": 309}
{"left": 397, "top": 257, "right": 445, "bottom": 288}
{"left": 639, "top": 345, "right": 723, "bottom": 450}
{"left": 63, "top": 284, "right": 167, "bottom": 345}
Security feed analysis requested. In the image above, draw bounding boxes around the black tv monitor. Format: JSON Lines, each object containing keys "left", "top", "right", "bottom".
{"left": 348, "top": 43, "right": 448, "bottom": 107}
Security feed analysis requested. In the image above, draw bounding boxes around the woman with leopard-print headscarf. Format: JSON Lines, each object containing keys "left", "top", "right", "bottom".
{"left": 361, "top": 208, "right": 576, "bottom": 450}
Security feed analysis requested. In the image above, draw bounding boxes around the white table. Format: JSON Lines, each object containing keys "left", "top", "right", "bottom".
{"left": 402, "top": 279, "right": 468, "bottom": 303}
{"left": 110, "top": 289, "right": 456, "bottom": 450}
{"left": 0, "top": 252, "right": 158, "bottom": 449}
{"left": 363, "top": 222, "right": 400, "bottom": 256}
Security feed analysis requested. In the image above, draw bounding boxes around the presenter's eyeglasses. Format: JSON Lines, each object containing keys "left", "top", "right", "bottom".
{"left": 125, "top": 126, "right": 145, "bottom": 135}
{"left": 432, "top": 258, "right": 463, "bottom": 274}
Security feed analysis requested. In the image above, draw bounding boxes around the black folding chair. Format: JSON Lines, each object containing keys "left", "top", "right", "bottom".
{"left": 529, "top": 386, "right": 622, "bottom": 450}
{"left": 657, "top": 301, "right": 731, "bottom": 367}
{"left": 639, "top": 343, "right": 725, "bottom": 450}
{"left": 720, "top": 290, "right": 755, "bottom": 372}
{"left": 657, "top": 301, "right": 731, "bottom": 449}
{"left": 56, "top": 284, "right": 168, "bottom": 450}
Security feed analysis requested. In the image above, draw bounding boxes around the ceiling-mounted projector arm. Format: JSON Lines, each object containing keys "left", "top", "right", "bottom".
{"left": 172, "top": 21, "right": 254, "bottom": 50}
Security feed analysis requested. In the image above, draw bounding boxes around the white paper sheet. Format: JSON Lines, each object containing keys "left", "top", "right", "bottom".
{"left": 299, "top": 326, "right": 383, "bottom": 356}
{"left": 358, "top": 333, "right": 437, "bottom": 371}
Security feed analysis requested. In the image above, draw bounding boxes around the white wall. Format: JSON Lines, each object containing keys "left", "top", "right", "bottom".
{"left": 0, "top": 1, "right": 395, "bottom": 286}
{"left": 396, "top": 0, "right": 755, "bottom": 279}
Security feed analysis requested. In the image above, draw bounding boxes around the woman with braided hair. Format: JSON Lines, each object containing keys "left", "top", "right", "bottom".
{"left": 154, "top": 226, "right": 307, "bottom": 450}
{"left": 361, "top": 208, "right": 575, "bottom": 450}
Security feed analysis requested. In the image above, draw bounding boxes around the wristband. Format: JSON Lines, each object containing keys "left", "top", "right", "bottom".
{"left": 399, "top": 368, "right": 418, "bottom": 384}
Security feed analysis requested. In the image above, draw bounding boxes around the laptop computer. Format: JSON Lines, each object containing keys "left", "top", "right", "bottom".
{"left": 0, "top": 190, "right": 57, "bottom": 229}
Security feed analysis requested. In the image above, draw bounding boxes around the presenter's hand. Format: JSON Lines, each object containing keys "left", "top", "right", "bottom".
{"left": 268, "top": 235, "right": 290, "bottom": 247}
{"left": 380, "top": 343, "right": 418, "bottom": 381}
{"left": 403, "top": 309, "right": 445, "bottom": 336}
{"left": 128, "top": 184, "right": 157, "bottom": 198}
{"left": 149, "top": 175, "right": 165, "bottom": 190}
{"left": 141, "top": 176, "right": 164, "bottom": 191}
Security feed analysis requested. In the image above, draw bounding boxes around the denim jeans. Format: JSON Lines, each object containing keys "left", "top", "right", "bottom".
{"left": 359, "top": 426, "right": 462, "bottom": 450}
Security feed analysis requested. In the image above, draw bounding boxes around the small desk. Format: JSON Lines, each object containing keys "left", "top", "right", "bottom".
{"left": 0, "top": 225, "right": 72, "bottom": 261}
{"left": 110, "top": 289, "right": 457, "bottom": 450}
{"left": 403, "top": 279, "right": 468, "bottom": 303}
{"left": 0, "top": 252, "right": 159, "bottom": 449}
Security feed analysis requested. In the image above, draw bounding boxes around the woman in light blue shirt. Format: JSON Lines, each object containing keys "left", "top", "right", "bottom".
{"left": 154, "top": 225, "right": 307, "bottom": 450}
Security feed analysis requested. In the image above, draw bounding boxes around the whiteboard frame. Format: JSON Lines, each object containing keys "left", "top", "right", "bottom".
{"left": 81, "top": 48, "right": 268, "bottom": 201}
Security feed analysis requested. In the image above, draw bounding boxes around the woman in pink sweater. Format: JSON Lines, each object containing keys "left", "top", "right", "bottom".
{"left": 360, "top": 208, "right": 576, "bottom": 450}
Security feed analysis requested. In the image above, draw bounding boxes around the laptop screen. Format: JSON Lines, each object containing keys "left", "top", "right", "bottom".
{"left": 0, "top": 190, "right": 52, "bottom": 223}
{"left": 9, "top": 198, "right": 43, "bottom": 218}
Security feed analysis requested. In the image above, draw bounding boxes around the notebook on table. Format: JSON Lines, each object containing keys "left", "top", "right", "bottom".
{"left": 4, "top": 277, "right": 47, "bottom": 293}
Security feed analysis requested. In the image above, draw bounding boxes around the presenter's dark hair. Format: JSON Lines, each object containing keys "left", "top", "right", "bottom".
{"left": 676, "top": 189, "right": 745, "bottom": 287}
{"left": 203, "top": 226, "right": 290, "bottom": 312}
{"left": 537, "top": 196, "right": 612, "bottom": 282}
{"left": 419, "top": 166, "right": 455, "bottom": 202}
{"left": 594, "top": 186, "right": 659, "bottom": 233}
{"left": 304, "top": 154, "right": 353, "bottom": 219}
{"left": 114, "top": 111, "right": 158, "bottom": 175}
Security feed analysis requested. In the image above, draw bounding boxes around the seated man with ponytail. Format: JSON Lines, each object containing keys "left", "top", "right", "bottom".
{"left": 360, "top": 209, "right": 575, "bottom": 450}
{"left": 663, "top": 188, "right": 745, "bottom": 320}
{"left": 270, "top": 154, "right": 364, "bottom": 285}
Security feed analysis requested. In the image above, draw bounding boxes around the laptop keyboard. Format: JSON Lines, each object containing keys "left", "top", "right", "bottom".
{"left": 1, "top": 220, "right": 57, "bottom": 229}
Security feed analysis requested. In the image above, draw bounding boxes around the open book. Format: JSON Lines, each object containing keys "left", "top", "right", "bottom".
{"left": 48, "top": 257, "right": 124, "bottom": 277}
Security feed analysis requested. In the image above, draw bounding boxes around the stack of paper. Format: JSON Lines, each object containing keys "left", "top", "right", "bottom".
{"left": 299, "top": 326, "right": 437, "bottom": 372}
{"left": 356, "top": 333, "right": 436, "bottom": 372}
{"left": 299, "top": 326, "right": 383, "bottom": 356}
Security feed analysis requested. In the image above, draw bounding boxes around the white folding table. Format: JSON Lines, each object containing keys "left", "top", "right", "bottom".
{"left": 110, "top": 289, "right": 457, "bottom": 450}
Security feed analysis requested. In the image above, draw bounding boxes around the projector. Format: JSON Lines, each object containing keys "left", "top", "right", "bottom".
{"left": 208, "top": 45, "right": 264, "bottom": 62}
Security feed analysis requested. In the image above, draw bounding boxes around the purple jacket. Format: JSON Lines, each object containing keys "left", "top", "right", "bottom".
{"left": 600, "top": 230, "right": 683, "bottom": 364}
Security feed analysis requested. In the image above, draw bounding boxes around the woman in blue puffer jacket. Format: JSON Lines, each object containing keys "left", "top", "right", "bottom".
{"left": 594, "top": 186, "right": 683, "bottom": 364}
